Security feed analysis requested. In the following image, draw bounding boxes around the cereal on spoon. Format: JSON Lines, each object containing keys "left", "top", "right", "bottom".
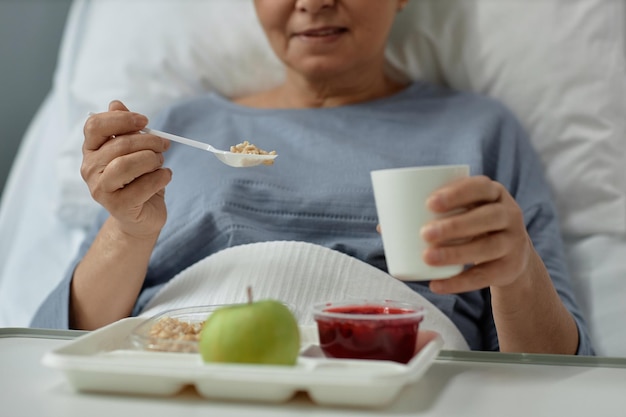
{"left": 230, "top": 141, "right": 277, "bottom": 166}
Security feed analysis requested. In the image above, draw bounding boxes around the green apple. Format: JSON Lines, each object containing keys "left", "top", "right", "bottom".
{"left": 199, "top": 291, "right": 300, "bottom": 366}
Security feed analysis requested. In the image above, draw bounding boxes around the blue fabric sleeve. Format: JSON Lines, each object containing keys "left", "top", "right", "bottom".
{"left": 29, "top": 260, "right": 77, "bottom": 329}
{"left": 30, "top": 210, "right": 107, "bottom": 329}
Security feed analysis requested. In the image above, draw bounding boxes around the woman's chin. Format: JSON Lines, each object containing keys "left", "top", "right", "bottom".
{"left": 288, "top": 60, "right": 355, "bottom": 82}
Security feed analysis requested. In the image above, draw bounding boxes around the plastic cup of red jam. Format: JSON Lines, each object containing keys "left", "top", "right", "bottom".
{"left": 312, "top": 300, "right": 425, "bottom": 364}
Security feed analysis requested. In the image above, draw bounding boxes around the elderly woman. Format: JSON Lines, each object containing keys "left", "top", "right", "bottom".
{"left": 33, "top": 0, "right": 593, "bottom": 355}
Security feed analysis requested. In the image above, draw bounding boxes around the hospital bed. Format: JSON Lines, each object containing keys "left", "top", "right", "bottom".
{"left": 0, "top": 0, "right": 624, "bottom": 357}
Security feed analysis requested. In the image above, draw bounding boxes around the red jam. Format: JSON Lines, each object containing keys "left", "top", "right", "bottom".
{"left": 315, "top": 305, "right": 422, "bottom": 364}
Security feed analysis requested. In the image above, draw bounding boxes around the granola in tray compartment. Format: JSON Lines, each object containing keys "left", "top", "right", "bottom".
{"left": 230, "top": 141, "right": 277, "bottom": 165}
{"left": 145, "top": 317, "right": 205, "bottom": 353}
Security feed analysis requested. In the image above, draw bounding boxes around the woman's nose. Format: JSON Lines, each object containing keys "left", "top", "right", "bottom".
{"left": 295, "top": 0, "right": 336, "bottom": 14}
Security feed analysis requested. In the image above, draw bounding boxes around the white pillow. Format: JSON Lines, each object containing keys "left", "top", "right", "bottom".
{"left": 55, "top": 0, "right": 285, "bottom": 227}
{"left": 54, "top": 0, "right": 626, "bottom": 237}
{"left": 386, "top": 0, "right": 626, "bottom": 236}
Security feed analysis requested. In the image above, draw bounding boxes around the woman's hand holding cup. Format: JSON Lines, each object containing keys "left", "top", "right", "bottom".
{"left": 372, "top": 165, "right": 534, "bottom": 294}
{"left": 420, "top": 174, "right": 534, "bottom": 294}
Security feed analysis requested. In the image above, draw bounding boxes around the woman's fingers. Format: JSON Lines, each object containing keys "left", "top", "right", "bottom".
{"left": 103, "top": 168, "right": 173, "bottom": 219}
{"left": 429, "top": 260, "right": 511, "bottom": 294}
{"left": 83, "top": 110, "right": 149, "bottom": 152}
{"left": 421, "top": 202, "right": 510, "bottom": 245}
{"left": 427, "top": 176, "right": 502, "bottom": 213}
{"left": 108, "top": 100, "right": 129, "bottom": 112}
{"left": 102, "top": 132, "right": 170, "bottom": 160}
{"left": 81, "top": 132, "right": 170, "bottom": 181}
{"left": 416, "top": 175, "right": 533, "bottom": 293}
{"left": 97, "top": 150, "right": 165, "bottom": 193}
{"left": 423, "top": 232, "right": 509, "bottom": 267}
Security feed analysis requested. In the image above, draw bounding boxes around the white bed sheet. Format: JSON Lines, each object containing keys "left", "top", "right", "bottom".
{"left": 0, "top": 92, "right": 86, "bottom": 327}
{"left": 565, "top": 234, "right": 626, "bottom": 357}
{"left": 138, "top": 241, "right": 470, "bottom": 351}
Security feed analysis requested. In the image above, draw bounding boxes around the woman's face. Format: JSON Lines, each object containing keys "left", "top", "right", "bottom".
{"left": 253, "top": 0, "right": 407, "bottom": 81}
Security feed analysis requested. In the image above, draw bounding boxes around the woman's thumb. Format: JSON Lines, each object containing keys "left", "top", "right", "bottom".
{"left": 108, "top": 100, "right": 130, "bottom": 112}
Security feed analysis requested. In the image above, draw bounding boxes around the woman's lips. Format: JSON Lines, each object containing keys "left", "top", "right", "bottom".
{"left": 294, "top": 27, "right": 348, "bottom": 41}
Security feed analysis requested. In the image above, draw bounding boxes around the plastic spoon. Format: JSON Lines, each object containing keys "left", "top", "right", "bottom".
{"left": 87, "top": 113, "right": 277, "bottom": 168}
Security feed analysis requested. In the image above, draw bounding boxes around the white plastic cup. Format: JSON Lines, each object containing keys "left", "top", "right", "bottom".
{"left": 371, "top": 165, "right": 470, "bottom": 281}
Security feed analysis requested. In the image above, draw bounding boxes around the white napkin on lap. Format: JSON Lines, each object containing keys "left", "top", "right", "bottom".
{"left": 140, "top": 241, "right": 469, "bottom": 351}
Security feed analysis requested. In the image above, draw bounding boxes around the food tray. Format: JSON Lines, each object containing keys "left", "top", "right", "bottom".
{"left": 42, "top": 316, "right": 443, "bottom": 408}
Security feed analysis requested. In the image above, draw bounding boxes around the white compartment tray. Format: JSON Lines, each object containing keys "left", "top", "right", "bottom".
{"left": 42, "top": 317, "right": 443, "bottom": 408}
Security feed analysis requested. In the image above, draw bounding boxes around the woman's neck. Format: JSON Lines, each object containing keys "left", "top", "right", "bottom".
{"left": 235, "top": 67, "right": 407, "bottom": 109}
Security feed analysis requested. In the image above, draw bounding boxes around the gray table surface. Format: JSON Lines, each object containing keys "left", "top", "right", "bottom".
{"left": 2, "top": 328, "right": 625, "bottom": 417}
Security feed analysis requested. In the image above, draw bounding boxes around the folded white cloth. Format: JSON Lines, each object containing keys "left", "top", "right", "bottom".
{"left": 140, "top": 241, "right": 469, "bottom": 351}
